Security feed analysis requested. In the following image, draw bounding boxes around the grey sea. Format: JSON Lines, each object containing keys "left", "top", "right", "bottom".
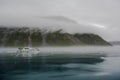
{"left": 0, "top": 46, "right": 120, "bottom": 80}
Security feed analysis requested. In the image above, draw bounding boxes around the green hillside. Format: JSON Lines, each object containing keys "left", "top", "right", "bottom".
{"left": 0, "top": 27, "right": 111, "bottom": 47}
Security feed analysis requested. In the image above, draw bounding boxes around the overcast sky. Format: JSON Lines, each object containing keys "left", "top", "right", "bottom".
{"left": 0, "top": 0, "right": 120, "bottom": 41}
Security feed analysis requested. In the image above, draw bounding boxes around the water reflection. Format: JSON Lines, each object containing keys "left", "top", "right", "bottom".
{"left": 0, "top": 54, "right": 104, "bottom": 73}
{"left": 1, "top": 46, "right": 120, "bottom": 80}
{"left": 1, "top": 56, "right": 120, "bottom": 80}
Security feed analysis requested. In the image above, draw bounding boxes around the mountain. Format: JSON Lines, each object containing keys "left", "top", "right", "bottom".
{"left": 0, "top": 27, "right": 111, "bottom": 47}
{"left": 0, "top": 16, "right": 111, "bottom": 47}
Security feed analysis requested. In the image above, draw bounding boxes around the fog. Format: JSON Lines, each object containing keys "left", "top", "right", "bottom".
{"left": 0, "top": 0, "right": 120, "bottom": 41}
{"left": 0, "top": 46, "right": 120, "bottom": 57}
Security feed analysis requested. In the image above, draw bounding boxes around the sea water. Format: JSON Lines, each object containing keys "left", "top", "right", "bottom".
{"left": 0, "top": 46, "right": 120, "bottom": 80}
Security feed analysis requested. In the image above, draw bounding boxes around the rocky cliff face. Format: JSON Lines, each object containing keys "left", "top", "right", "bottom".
{"left": 0, "top": 27, "right": 111, "bottom": 47}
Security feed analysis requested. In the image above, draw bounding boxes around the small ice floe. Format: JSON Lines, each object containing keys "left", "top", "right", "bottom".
{"left": 100, "top": 57, "right": 106, "bottom": 59}
{"left": 16, "top": 47, "right": 40, "bottom": 57}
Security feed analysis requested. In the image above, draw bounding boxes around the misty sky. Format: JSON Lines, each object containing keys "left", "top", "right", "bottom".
{"left": 0, "top": 0, "right": 120, "bottom": 41}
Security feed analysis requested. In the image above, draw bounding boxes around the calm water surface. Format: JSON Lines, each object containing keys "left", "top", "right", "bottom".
{"left": 0, "top": 46, "right": 120, "bottom": 80}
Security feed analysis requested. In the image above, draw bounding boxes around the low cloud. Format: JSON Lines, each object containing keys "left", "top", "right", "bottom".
{"left": 0, "top": 0, "right": 120, "bottom": 41}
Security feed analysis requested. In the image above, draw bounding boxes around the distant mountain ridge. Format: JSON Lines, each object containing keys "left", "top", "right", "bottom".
{"left": 0, "top": 27, "right": 111, "bottom": 47}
